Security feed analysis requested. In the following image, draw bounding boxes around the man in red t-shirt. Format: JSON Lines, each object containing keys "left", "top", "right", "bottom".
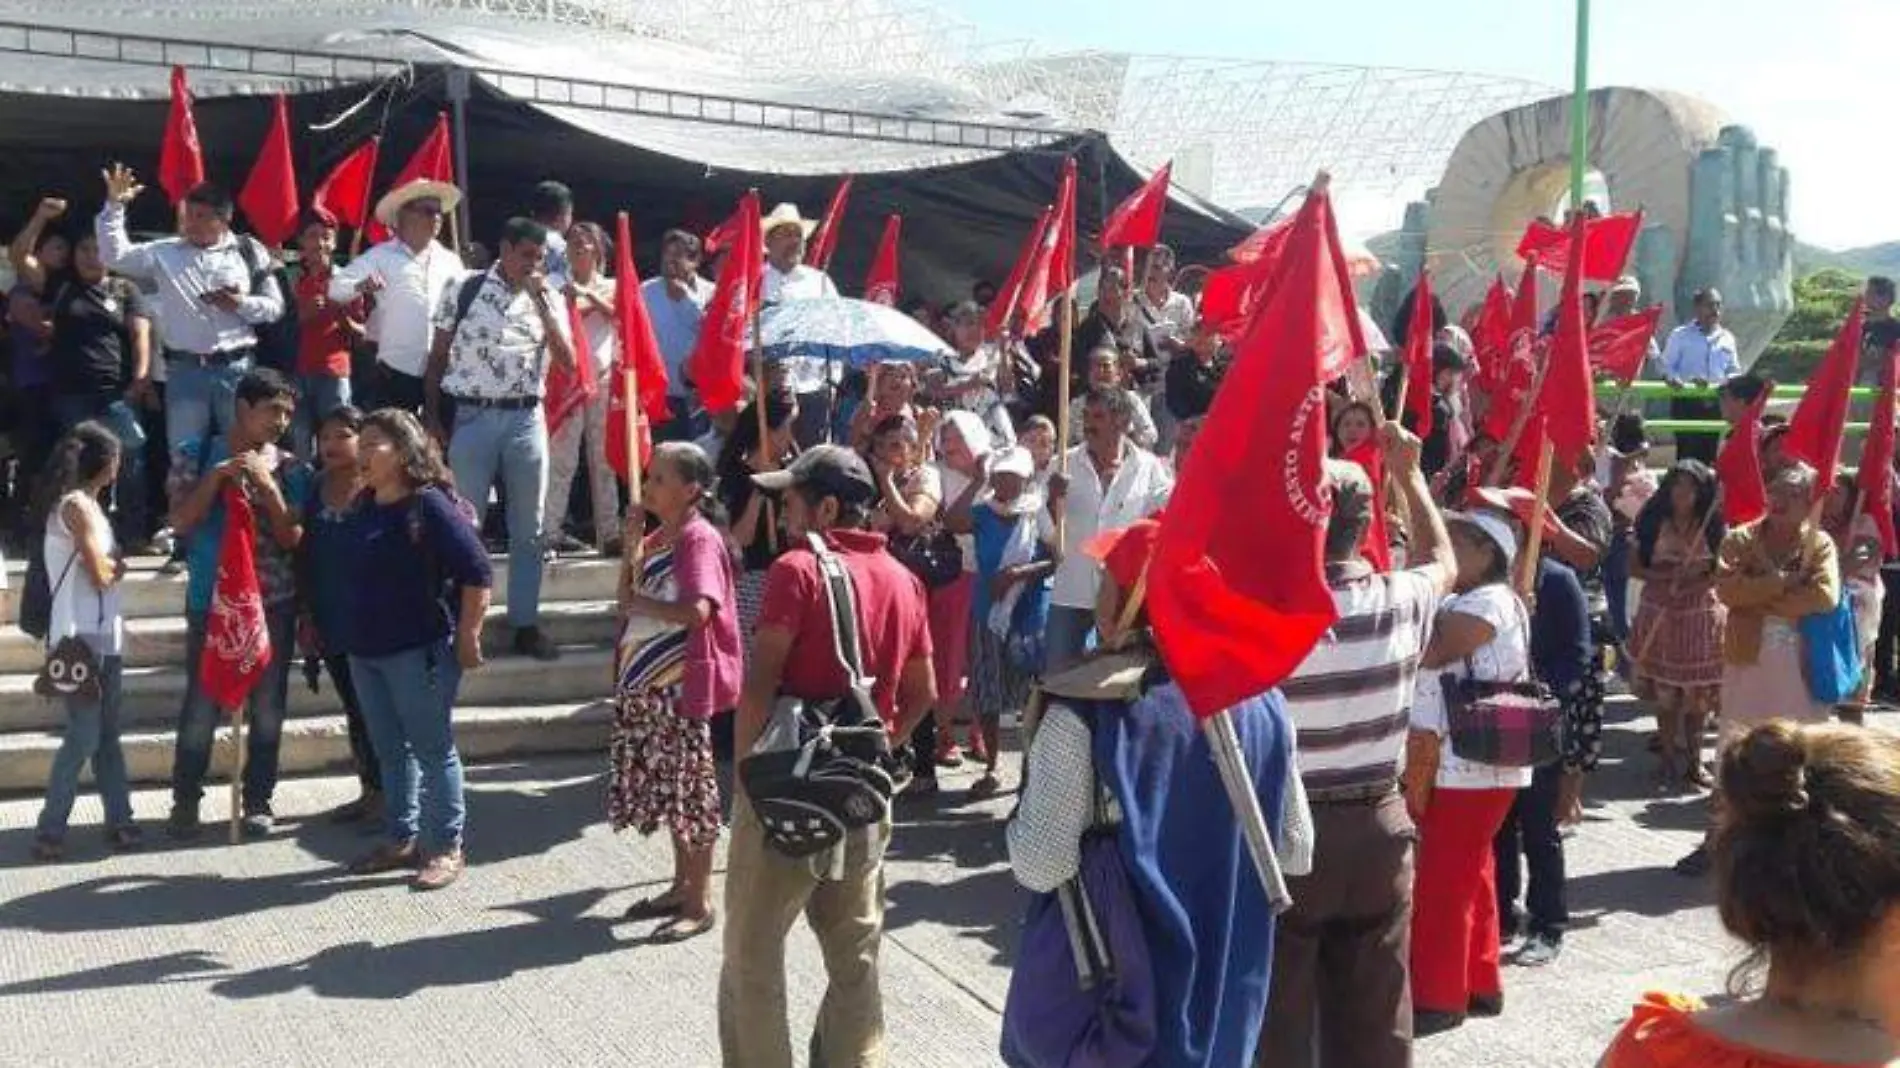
{"left": 720, "top": 444, "right": 934, "bottom": 1068}
{"left": 292, "top": 210, "right": 364, "bottom": 451}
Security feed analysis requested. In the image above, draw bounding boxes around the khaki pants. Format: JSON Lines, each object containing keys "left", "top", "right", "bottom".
{"left": 718, "top": 797, "right": 891, "bottom": 1068}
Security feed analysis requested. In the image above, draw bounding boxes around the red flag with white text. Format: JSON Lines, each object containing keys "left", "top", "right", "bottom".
{"left": 1481, "top": 256, "right": 1541, "bottom": 444}
{"left": 686, "top": 191, "right": 759, "bottom": 415}
{"left": 1783, "top": 298, "right": 1866, "bottom": 497}
{"left": 312, "top": 137, "right": 381, "bottom": 231}
{"left": 1471, "top": 275, "right": 1514, "bottom": 395}
{"left": 1100, "top": 161, "right": 1171, "bottom": 250}
{"left": 863, "top": 215, "right": 901, "bottom": 306}
{"left": 159, "top": 66, "right": 206, "bottom": 207}
{"left": 1147, "top": 184, "right": 1346, "bottom": 718}
{"left": 1516, "top": 211, "right": 1642, "bottom": 282}
{"left": 199, "top": 485, "right": 273, "bottom": 713}
{"left": 1588, "top": 305, "right": 1664, "bottom": 384}
{"left": 238, "top": 95, "right": 301, "bottom": 249}
{"left": 805, "top": 176, "right": 853, "bottom": 271}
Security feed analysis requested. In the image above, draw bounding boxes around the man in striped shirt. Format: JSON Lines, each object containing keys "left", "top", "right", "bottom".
{"left": 1258, "top": 422, "right": 1456, "bottom": 1068}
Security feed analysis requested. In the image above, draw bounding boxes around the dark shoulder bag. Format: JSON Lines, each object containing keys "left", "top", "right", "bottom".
{"left": 1439, "top": 597, "right": 1563, "bottom": 768}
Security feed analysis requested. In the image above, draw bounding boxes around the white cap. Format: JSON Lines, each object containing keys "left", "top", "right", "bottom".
{"left": 1447, "top": 510, "right": 1519, "bottom": 570}
{"left": 989, "top": 446, "right": 1034, "bottom": 479}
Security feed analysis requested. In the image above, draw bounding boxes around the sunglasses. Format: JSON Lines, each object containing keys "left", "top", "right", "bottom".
{"left": 405, "top": 202, "right": 445, "bottom": 217}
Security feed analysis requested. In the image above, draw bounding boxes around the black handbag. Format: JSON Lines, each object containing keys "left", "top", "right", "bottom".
{"left": 888, "top": 527, "right": 964, "bottom": 589}
{"left": 739, "top": 533, "right": 896, "bottom": 858}
{"left": 1438, "top": 596, "right": 1561, "bottom": 768}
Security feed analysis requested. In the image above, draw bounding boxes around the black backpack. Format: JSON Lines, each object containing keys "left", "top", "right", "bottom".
{"left": 237, "top": 238, "right": 299, "bottom": 373}
{"left": 738, "top": 533, "right": 897, "bottom": 858}
{"left": 16, "top": 531, "right": 55, "bottom": 641}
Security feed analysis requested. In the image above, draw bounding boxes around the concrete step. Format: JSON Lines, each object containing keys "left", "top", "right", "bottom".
{"left": 0, "top": 700, "right": 614, "bottom": 793}
{"left": 0, "top": 644, "right": 615, "bottom": 732}
{"left": 0, "top": 554, "right": 621, "bottom": 625}
{"left": 0, "top": 600, "right": 619, "bottom": 674}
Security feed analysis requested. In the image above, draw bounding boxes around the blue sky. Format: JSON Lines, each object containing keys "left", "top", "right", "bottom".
{"left": 936, "top": 0, "right": 1890, "bottom": 251}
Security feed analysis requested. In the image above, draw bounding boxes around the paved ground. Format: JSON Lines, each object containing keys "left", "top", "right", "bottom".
{"left": 0, "top": 696, "right": 1860, "bottom": 1067}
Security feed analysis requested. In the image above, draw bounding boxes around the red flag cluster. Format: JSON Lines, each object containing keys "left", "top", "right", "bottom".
{"left": 1011, "top": 158, "right": 1078, "bottom": 336}
{"left": 1516, "top": 211, "right": 1642, "bottom": 281}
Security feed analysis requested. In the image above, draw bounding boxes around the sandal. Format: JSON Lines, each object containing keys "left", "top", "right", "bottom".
{"left": 970, "top": 774, "right": 1003, "bottom": 801}
{"left": 652, "top": 911, "right": 718, "bottom": 944}
{"left": 622, "top": 892, "right": 684, "bottom": 921}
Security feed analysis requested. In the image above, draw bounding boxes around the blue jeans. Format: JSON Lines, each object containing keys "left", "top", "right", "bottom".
{"left": 36, "top": 648, "right": 132, "bottom": 840}
{"left": 448, "top": 405, "right": 548, "bottom": 629}
{"left": 1602, "top": 532, "right": 1632, "bottom": 643}
{"left": 295, "top": 372, "right": 352, "bottom": 455}
{"left": 349, "top": 639, "right": 466, "bottom": 852}
{"left": 1044, "top": 605, "right": 1096, "bottom": 673}
{"left": 164, "top": 353, "right": 252, "bottom": 455}
{"left": 171, "top": 604, "right": 296, "bottom": 811}
{"left": 51, "top": 394, "right": 149, "bottom": 543}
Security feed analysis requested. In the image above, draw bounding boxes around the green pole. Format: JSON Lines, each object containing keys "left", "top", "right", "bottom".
{"left": 1569, "top": 0, "right": 1591, "bottom": 210}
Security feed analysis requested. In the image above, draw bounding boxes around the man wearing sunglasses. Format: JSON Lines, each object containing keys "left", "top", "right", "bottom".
{"left": 330, "top": 179, "right": 467, "bottom": 415}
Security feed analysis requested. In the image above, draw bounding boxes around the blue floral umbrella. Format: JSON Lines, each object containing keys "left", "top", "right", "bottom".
{"left": 756, "top": 297, "right": 953, "bottom": 368}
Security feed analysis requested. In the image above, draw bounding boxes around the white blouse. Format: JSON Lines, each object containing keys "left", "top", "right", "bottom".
{"left": 1411, "top": 582, "right": 1535, "bottom": 791}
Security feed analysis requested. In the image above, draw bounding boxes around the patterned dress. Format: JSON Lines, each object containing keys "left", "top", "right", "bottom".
{"left": 1630, "top": 525, "right": 1726, "bottom": 702}
{"left": 607, "top": 546, "right": 723, "bottom": 848}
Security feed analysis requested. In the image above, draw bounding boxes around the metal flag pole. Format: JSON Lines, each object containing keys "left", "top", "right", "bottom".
{"left": 229, "top": 707, "right": 247, "bottom": 845}
{"left": 1569, "top": 0, "right": 1592, "bottom": 210}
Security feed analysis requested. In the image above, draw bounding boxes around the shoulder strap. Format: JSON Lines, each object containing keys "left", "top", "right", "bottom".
{"left": 448, "top": 273, "right": 485, "bottom": 343}
{"left": 805, "top": 531, "right": 867, "bottom": 684}
{"left": 235, "top": 237, "right": 272, "bottom": 295}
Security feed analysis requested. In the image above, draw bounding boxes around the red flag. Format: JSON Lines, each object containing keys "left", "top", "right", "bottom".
{"left": 607, "top": 212, "right": 672, "bottom": 480}
{"left": 1515, "top": 210, "right": 1642, "bottom": 281}
{"left": 237, "top": 95, "right": 300, "bottom": 248}
{"left": 1147, "top": 183, "right": 1347, "bottom": 718}
{"left": 1543, "top": 214, "right": 1597, "bottom": 465}
{"left": 805, "top": 176, "right": 853, "bottom": 271}
{"left": 1510, "top": 413, "right": 1549, "bottom": 491}
{"left": 366, "top": 114, "right": 453, "bottom": 243}
{"left": 1471, "top": 275, "right": 1515, "bottom": 394}
{"left": 863, "top": 214, "right": 901, "bottom": 306}
{"left": 543, "top": 297, "right": 597, "bottom": 436}
{"left": 1227, "top": 216, "right": 1293, "bottom": 265}
{"left": 199, "top": 485, "right": 273, "bottom": 712}
{"left": 984, "top": 206, "right": 1051, "bottom": 340}
{"left": 1588, "top": 305, "right": 1664, "bottom": 384}
{"left": 1717, "top": 389, "right": 1773, "bottom": 526}
{"left": 312, "top": 137, "right": 380, "bottom": 231}
{"left": 1783, "top": 298, "right": 1866, "bottom": 497}
{"left": 1482, "top": 257, "right": 1541, "bottom": 443}
{"left": 1196, "top": 264, "right": 1256, "bottom": 339}
{"left": 158, "top": 66, "right": 206, "bottom": 206}
{"left": 1860, "top": 346, "right": 1899, "bottom": 557}
{"left": 703, "top": 206, "right": 744, "bottom": 257}
{"left": 1100, "top": 161, "right": 1171, "bottom": 250}
{"left": 1399, "top": 272, "right": 1436, "bottom": 438}
{"left": 1014, "top": 162, "right": 1076, "bottom": 335}
{"left": 1210, "top": 208, "right": 1366, "bottom": 370}
{"left": 1343, "top": 439, "right": 1392, "bottom": 572}
{"left": 686, "top": 191, "right": 759, "bottom": 415}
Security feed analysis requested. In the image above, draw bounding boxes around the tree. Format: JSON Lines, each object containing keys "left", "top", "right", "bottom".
{"left": 1756, "top": 268, "right": 1864, "bottom": 381}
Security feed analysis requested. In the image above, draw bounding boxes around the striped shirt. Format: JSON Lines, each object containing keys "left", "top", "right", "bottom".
{"left": 1283, "top": 560, "right": 1440, "bottom": 797}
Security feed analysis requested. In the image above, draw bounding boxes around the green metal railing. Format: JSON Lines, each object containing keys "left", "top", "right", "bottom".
{"left": 1592, "top": 381, "right": 1881, "bottom": 437}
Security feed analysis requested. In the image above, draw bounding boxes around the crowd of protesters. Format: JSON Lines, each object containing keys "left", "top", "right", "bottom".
{"left": 7, "top": 157, "right": 1900, "bottom": 1068}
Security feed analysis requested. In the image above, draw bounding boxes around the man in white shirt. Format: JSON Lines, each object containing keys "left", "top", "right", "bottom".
{"left": 640, "top": 228, "right": 713, "bottom": 441}
{"left": 1659, "top": 287, "right": 1740, "bottom": 462}
{"left": 758, "top": 203, "right": 841, "bottom": 447}
{"left": 95, "top": 164, "right": 286, "bottom": 459}
{"left": 424, "top": 217, "right": 576, "bottom": 662}
{"left": 330, "top": 179, "right": 466, "bottom": 414}
{"left": 1044, "top": 386, "right": 1174, "bottom": 670}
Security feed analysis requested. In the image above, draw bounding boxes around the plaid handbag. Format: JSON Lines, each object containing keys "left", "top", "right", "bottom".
{"left": 1439, "top": 599, "right": 1562, "bottom": 768}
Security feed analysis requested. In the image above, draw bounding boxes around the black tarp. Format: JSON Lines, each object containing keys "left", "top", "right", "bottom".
{"left": 0, "top": 67, "right": 1251, "bottom": 302}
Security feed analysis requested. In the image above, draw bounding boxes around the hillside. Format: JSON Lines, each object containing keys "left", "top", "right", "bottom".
{"left": 1794, "top": 239, "right": 1900, "bottom": 278}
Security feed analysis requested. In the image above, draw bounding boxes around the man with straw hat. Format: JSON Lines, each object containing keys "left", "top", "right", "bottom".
{"left": 758, "top": 202, "right": 842, "bottom": 447}
{"left": 329, "top": 177, "right": 466, "bottom": 414}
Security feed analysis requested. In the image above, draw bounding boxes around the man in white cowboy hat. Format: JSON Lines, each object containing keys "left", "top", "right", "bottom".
{"left": 758, "top": 202, "right": 842, "bottom": 447}
{"left": 1602, "top": 274, "right": 1660, "bottom": 375}
{"left": 329, "top": 177, "right": 467, "bottom": 413}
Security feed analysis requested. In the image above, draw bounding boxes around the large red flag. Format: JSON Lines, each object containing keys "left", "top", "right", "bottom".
{"left": 1859, "top": 345, "right": 1899, "bottom": 557}
{"left": 1516, "top": 210, "right": 1642, "bottom": 281}
{"left": 1147, "top": 183, "right": 1346, "bottom": 718}
{"left": 805, "top": 176, "right": 853, "bottom": 271}
{"left": 200, "top": 485, "right": 273, "bottom": 712}
{"left": 238, "top": 95, "right": 300, "bottom": 248}
{"left": 1470, "top": 274, "right": 1515, "bottom": 401}
{"left": 1343, "top": 439, "right": 1392, "bottom": 572}
{"left": 686, "top": 191, "right": 759, "bottom": 415}
{"left": 863, "top": 214, "right": 901, "bottom": 306}
{"left": 984, "top": 206, "right": 1051, "bottom": 340}
{"left": 1783, "top": 298, "right": 1866, "bottom": 497}
{"left": 1717, "top": 388, "right": 1773, "bottom": 526}
{"left": 312, "top": 137, "right": 380, "bottom": 231}
{"left": 1543, "top": 214, "right": 1597, "bottom": 465}
{"left": 1100, "top": 161, "right": 1171, "bottom": 250}
{"left": 1227, "top": 215, "right": 1294, "bottom": 265}
{"left": 1399, "top": 272, "right": 1436, "bottom": 438}
{"left": 606, "top": 212, "right": 672, "bottom": 480}
{"left": 1589, "top": 305, "right": 1664, "bottom": 384}
{"left": 1014, "top": 162, "right": 1076, "bottom": 335}
{"left": 365, "top": 114, "right": 453, "bottom": 243}
{"left": 158, "top": 66, "right": 206, "bottom": 207}
{"left": 543, "top": 297, "right": 597, "bottom": 436}
{"left": 703, "top": 205, "right": 744, "bottom": 257}
{"left": 1481, "top": 256, "right": 1541, "bottom": 443}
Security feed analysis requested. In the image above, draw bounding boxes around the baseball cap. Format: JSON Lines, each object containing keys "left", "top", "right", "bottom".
{"left": 751, "top": 444, "right": 879, "bottom": 504}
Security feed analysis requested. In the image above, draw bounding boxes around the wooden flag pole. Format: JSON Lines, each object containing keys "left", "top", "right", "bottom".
{"left": 229, "top": 708, "right": 247, "bottom": 845}
{"left": 752, "top": 296, "right": 779, "bottom": 556}
{"left": 349, "top": 227, "right": 366, "bottom": 259}
{"left": 1054, "top": 289, "right": 1076, "bottom": 549}
{"left": 1517, "top": 440, "right": 1556, "bottom": 602}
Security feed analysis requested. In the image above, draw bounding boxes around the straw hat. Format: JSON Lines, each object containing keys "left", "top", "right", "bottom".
{"left": 760, "top": 202, "right": 818, "bottom": 239}
{"left": 373, "top": 179, "right": 463, "bottom": 229}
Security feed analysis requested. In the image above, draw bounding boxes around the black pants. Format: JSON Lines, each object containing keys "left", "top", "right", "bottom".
{"left": 1877, "top": 570, "right": 1900, "bottom": 696}
{"left": 321, "top": 654, "right": 381, "bottom": 792}
{"left": 1494, "top": 763, "right": 1567, "bottom": 941}
{"left": 1669, "top": 396, "right": 1721, "bottom": 464}
{"left": 908, "top": 714, "right": 939, "bottom": 785}
{"left": 369, "top": 363, "right": 428, "bottom": 416}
